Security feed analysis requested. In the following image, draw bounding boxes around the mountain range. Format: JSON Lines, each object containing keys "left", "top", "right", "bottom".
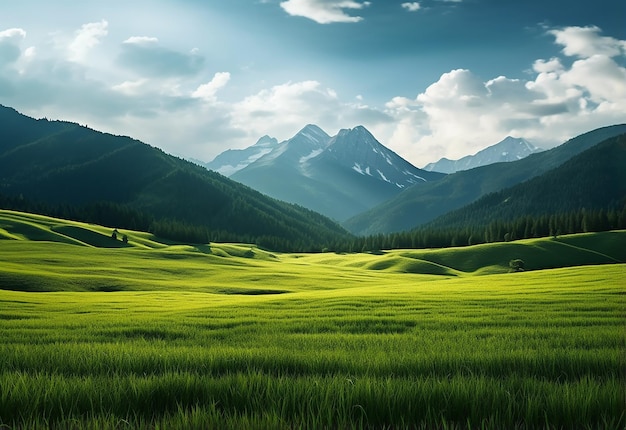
{"left": 344, "top": 124, "right": 626, "bottom": 235}
{"left": 207, "top": 125, "right": 444, "bottom": 221}
{"left": 424, "top": 133, "right": 626, "bottom": 232}
{"left": 2, "top": 103, "right": 624, "bottom": 249}
{"left": 423, "top": 136, "right": 542, "bottom": 174}
{"left": 0, "top": 105, "right": 349, "bottom": 250}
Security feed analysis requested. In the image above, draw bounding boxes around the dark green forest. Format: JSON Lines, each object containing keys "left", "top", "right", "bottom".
{"left": 0, "top": 194, "right": 348, "bottom": 252}
{"left": 3, "top": 191, "right": 625, "bottom": 253}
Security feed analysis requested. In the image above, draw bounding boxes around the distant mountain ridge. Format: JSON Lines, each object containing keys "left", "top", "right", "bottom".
{"left": 208, "top": 125, "right": 444, "bottom": 221}
{"left": 425, "top": 133, "right": 626, "bottom": 231}
{"left": 423, "top": 136, "right": 542, "bottom": 174}
{"left": 205, "top": 135, "right": 280, "bottom": 176}
{"left": 344, "top": 124, "right": 626, "bottom": 235}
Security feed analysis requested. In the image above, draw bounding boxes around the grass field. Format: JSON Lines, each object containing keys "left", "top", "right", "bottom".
{"left": 0, "top": 210, "right": 624, "bottom": 429}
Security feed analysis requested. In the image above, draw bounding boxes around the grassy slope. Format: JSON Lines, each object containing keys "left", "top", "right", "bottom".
{"left": 0, "top": 209, "right": 624, "bottom": 293}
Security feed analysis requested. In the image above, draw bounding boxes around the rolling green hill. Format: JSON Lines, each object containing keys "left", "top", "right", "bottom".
{"left": 344, "top": 124, "right": 626, "bottom": 235}
{"left": 0, "top": 105, "right": 350, "bottom": 251}
{"left": 1, "top": 209, "right": 623, "bottom": 293}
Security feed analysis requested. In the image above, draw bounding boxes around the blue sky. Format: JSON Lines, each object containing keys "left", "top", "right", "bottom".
{"left": 1, "top": 0, "right": 625, "bottom": 166}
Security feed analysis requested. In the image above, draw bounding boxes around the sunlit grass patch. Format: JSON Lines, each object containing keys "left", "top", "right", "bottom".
{"left": 1, "top": 265, "right": 624, "bottom": 428}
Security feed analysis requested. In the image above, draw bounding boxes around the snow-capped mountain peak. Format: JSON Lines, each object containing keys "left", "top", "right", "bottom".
{"left": 297, "top": 124, "right": 331, "bottom": 146}
{"left": 318, "top": 125, "right": 439, "bottom": 189}
{"left": 253, "top": 135, "right": 278, "bottom": 147}
{"left": 423, "top": 136, "right": 542, "bottom": 174}
{"left": 204, "top": 135, "right": 280, "bottom": 176}
{"left": 210, "top": 124, "right": 445, "bottom": 221}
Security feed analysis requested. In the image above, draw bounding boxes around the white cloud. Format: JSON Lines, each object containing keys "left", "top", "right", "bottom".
{"left": 376, "top": 25, "right": 626, "bottom": 166}
{"left": 549, "top": 25, "right": 626, "bottom": 58}
{"left": 232, "top": 80, "right": 341, "bottom": 136}
{"left": 0, "top": 28, "right": 26, "bottom": 40}
{"left": 23, "top": 46, "right": 36, "bottom": 58}
{"left": 192, "top": 72, "right": 231, "bottom": 101}
{"left": 280, "top": 0, "right": 371, "bottom": 24}
{"left": 401, "top": 2, "right": 421, "bottom": 12}
{"left": 532, "top": 57, "right": 563, "bottom": 73}
{"left": 68, "top": 20, "right": 108, "bottom": 62}
{"left": 111, "top": 79, "right": 148, "bottom": 95}
{"left": 123, "top": 36, "right": 159, "bottom": 45}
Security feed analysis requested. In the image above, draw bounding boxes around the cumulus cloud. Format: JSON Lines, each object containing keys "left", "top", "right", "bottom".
{"left": 280, "top": 0, "right": 371, "bottom": 24}
{"left": 232, "top": 80, "right": 341, "bottom": 134}
{"left": 0, "top": 28, "right": 26, "bottom": 39}
{"left": 378, "top": 25, "right": 626, "bottom": 166}
{"left": 401, "top": 2, "right": 421, "bottom": 12}
{"left": 68, "top": 20, "right": 108, "bottom": 62}
{"left": 230, "top": 80, "right": 392, "bottom": 142}
{"left": 118, "top": 36, "right": 205, "bottom": 77}
{"left": 549, "top": 25, "right": 626, "bottom": 58}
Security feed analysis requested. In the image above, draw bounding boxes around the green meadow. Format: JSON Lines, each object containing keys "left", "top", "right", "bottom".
{"left": 0, "top": 210, "right": 624, "bottom": 429}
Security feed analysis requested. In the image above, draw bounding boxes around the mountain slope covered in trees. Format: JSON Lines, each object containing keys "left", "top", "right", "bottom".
{"left": 344, "top": 124, "right": 626, "bottom": 235}
{"left": 424, "top": 133, "right": 626, "bottom": 231}
{"left": 0, "top": 105, "right": 350, "bottom": 251}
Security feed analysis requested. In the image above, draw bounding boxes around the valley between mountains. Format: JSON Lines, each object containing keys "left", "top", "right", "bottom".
{"left": 206, "top": 120, "right": 626, "bottom": 236}
{"left": 1, "top": 104, "right": 625, "bottom": 249}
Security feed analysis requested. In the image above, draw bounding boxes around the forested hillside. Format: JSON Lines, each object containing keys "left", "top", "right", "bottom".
{"left": 426, "top": 133, "right": 626, "bottom": 231}
{"left": 344, "top": 124, "right": 626, "bottom": 235}
{"left": 335, "top": 134, "right": 626, "bottom": 252}
{"left": 0, "top": 105, "right": 350, "bottom": 251}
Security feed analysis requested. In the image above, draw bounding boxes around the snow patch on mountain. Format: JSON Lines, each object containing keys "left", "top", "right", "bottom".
{"left": 300, "top": 149, "right": 323, "bottom": 164}
{"left": 216, "top": 148, "right": 275, "bottom": 174}
{"left": 218, "top": 162, "right": 249, "bottom": 177}
{"left": 352, "top": 163, "right": 373, "bottom": 176}
{"left": 404, "top": 170, "right": 426, "bottom": 182}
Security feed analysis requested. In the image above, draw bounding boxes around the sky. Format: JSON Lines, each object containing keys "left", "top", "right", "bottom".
{"left": 1, "top": 0, "right": 625, "bottom": 167}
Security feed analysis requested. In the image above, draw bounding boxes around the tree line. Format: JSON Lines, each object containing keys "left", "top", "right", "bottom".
{"left": 0, "top": 193, "right": 340, "bottom": 252}
{"left": 2, "top": 192, "right": 624, "bottom": 253}
{"left": 340, "top": 204, "right": 626, "bottom": 253}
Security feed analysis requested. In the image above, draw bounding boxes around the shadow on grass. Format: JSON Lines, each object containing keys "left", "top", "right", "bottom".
{"left": 215, "top": 287, "right": 288, "bottom": 295}
{"left": 52, "top": 225, "right": 132, "bottom": 248}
